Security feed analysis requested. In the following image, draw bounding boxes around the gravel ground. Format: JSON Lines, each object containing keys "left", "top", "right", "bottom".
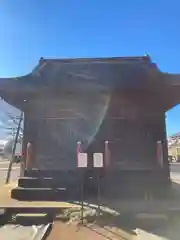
{"left": 47, "top": 207, "right": 180, "bottom": 240}
{"left": 0, "top": 224, "right": 50, "bottom": 240}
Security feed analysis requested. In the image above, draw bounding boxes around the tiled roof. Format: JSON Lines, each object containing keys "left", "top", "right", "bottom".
{"left": 28, "top": 56, "right": 158, "bottom": 88}
{"left": 0, "top": 56, "right": 161, "bottom": 98}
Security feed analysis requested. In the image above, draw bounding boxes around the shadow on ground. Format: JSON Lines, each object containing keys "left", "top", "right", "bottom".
{"left": 69, "top": 184, "right": 180, "bottom": 240}
{"left": 81, "top": 204, "right": 180, "bottom": 239}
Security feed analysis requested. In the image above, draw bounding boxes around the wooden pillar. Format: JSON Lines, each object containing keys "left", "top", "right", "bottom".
{"left": 20, "top": 116, "right": 27, "bottom": 177}
{"left": 77, "top": 141, "right": 82, "bottom": 166}
{"left": 162, "top": 113, "right": 170, "bottom": 181}
{"left": 104, "top": 141, "right": 111, "bottom": 169}
{"left": 23, "top": 118, "right": 37, "bottom": 170}
{"left": 154, "top": 111, "right": 170, "bottom": 182}
{"left": 157, "top": 140, "right": 164, "bottom": 168}
{"left": 25, "top": 142, "right": 34, "bottom": 169}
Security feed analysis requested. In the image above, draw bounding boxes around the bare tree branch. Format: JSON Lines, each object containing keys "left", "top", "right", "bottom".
{"left": 2, "top": 112, "right": 24, "bottom": 140}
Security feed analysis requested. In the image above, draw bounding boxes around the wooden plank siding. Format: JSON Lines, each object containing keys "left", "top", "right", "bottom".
{"left": 22, "top": 91, "right": 167, "bottom": 171}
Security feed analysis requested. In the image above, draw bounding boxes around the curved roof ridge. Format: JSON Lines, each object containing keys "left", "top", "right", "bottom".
{"left": 39, "top": 55, "right": 152, "bottom": 64}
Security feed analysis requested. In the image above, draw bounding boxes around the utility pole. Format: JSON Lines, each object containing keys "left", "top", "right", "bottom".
{"left": 5, "top": 112, "right": 23, "bottom": 184}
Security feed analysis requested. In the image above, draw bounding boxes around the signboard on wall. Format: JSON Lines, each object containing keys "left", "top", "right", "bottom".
{"left": 77, "top": 153, "right": 88, "bottom": 168}
{"left": 93, "top": 153, "right": 104, "bottom": 168}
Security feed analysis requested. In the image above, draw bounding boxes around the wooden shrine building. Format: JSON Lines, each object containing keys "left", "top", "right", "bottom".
{"left": 0, "top": 56, "right": 180, "bottom": 200}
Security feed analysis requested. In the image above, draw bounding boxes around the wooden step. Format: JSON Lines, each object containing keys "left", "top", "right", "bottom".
{"left": 24, "top": 169, "right": 79, "bottom": 178}
{"left": 11, "top": 187, "right": 68, "bottom": 201}
{"left": 18, "top": 176, "right": 82, "bottom": 189}
{"left": 18, "top": 177, "right": 64, "bottom": 188}
{"left": 15, "top": 212, "right": 50, "bottom": 225}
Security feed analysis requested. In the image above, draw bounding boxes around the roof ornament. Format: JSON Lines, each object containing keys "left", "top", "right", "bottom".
{"left": 144, "top": 52, "right": 151, "bottom": 60}
{"left": 39, "top": 57, "right": 44, "bottom": 64}
{"left": 32, "top": 57, "right": 47, "bottom": 77}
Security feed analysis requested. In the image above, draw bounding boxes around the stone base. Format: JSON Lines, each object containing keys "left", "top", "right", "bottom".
{"left": 11, "top": 169, "right": 170, "bottom": 201}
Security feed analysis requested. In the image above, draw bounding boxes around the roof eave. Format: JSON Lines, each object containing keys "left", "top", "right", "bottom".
{"left": 161, "top": 73, "right": 180, "bottom": 111}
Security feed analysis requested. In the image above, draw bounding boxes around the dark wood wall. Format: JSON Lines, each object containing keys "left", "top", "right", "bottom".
{"left": 90, "top": 92, "right": 167, "bottom": 170}
{"left": 22, "top": 90, "right": 168, "bottom": 171}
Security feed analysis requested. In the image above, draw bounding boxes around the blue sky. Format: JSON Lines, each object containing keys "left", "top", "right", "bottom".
{"left": 0, "top": 0, "right": 180, "bottom": 137}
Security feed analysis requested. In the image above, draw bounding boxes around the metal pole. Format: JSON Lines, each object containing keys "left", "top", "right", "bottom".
{"left": 12, "top": 127, "right": 15, "bottom": 153}
{"left": 77, "top": 141, "right": 84, "bottom": 224}
{"left": 80, "top": 173, "right": 84, "bottom": 225}
{"left": 97, "top": 171, "right": 101, "bottom": 217}
{"left": 5, "top": 112, "right": 23, "bottom": 184}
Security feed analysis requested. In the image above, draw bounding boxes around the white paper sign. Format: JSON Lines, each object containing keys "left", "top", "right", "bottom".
{"left": 77, "top": 153, "right": 88, "bottom": 168}
{"left": 93, "top": 153, "right": 104, "bottom": 168}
